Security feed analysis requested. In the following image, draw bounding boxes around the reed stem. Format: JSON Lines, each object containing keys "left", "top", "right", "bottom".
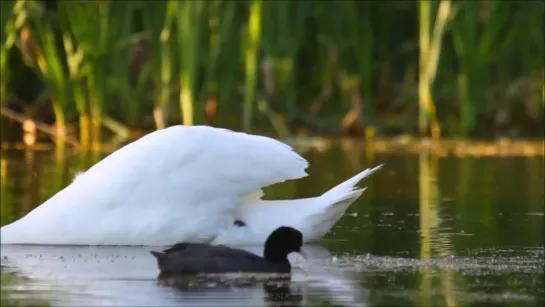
{"left": 0, "top": 0, "right": 540, "bottom": 138}
{"left": 418, "top": 0, "right": 451, "bottom": 138}
{"left": 0, "top": 47, "right": 8, "bottom": 103}
{"left": 177, "top": 1, "right": 205, "bottom": 126}
{"left": 243, "top": 0, "right": 262, "bottom": 132}
{"left": 155, "top": 3, "right": 175, "bottom": 129}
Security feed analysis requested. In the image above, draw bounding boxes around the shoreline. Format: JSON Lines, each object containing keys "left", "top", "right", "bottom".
{"left": 1, "top": 136, "right": 543, "bottom": 157}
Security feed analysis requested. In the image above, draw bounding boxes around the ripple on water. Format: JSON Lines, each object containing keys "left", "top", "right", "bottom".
{"left": 2, "top": 246, "right": 544, "bottom": 306}
{"left": 327, "top": 247, "right": 545, "bottom": 275}
{"left": 319, "top": 247, "right": 545, "bottom": 305}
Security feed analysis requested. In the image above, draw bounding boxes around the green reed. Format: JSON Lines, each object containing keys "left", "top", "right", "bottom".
{"left": 1, "top": 0, "right": 542, "bottom": 141}
{"left": 146, "top": 0, "right": 176, "bottom": 130}
{"left": 64, "top": 0, "right": 134, "bottom": 144}
{"left": 352, "top": 1, "right": 374, "bottom": 132}
{"left": 451, "top": 1, "right": 483, "bottom": 136}
{"left": 29, "top": 0, "right": 134, "bottom": 146}
{"left": 61, "top": 32, "right": 89, "bottom": 148}
{"left": 0, "top": 0, "right": 16, "bottom": 104}
{"left": 450, "top": 1, "right": 543, "bottom": 136}
{"left": 329, "top": 1, "right": 379, "bottom": 136}
{"left": 205, "top": 1, "right": 237, "bottom": 100}
{"left": 261, "top": 1, "right": 309, "bottom": 120}
{"left": 0, "top": 158, "right": 9, "bottom": 225}
{"left": 176, "top": 1, "right": 206, "bottom": 127}
{"left": 242, "top": 0, "right": 261, "bottom": 132}
{"left": 102, "top": 1, "right": 141, "bottom": 128}
{"left": 214, "top": 2, "right": 241, "bottom": 114}
{"left": 15, "top": 0, "right": 69, "bottom": 138}
{"left": 418, "top": 0, "right": 452, "bottom": 138}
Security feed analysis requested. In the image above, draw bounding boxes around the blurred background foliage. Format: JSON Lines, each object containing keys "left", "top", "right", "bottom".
{"left": 0, "top": 0, "right": 543, "bottom": 148}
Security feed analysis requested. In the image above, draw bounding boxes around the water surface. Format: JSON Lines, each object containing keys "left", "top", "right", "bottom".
{"left": 1, "top": 143, "right": 543, "bottom": 306}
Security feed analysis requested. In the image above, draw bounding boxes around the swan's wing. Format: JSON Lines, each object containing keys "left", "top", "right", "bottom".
{"left": 3, "top": 126, "right": 308, "bottom": 245}
{"left": 79, "top": 125, "right": 308, "bottom": 207}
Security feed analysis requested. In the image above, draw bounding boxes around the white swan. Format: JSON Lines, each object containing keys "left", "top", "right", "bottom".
{"left": 0, "top": 125, "right": 383, "bottom": 246}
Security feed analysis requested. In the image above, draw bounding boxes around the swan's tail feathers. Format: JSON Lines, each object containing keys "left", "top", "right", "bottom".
{"left": 330, "top": 188, "right": 367, "bottom": 207}
{"left": 321, "top": 164, "right": 384, "bottom": 199}
{"left": 304, "top": 188, "right": 368, "bottom": 241}
{"left": 303, "top": 165, "right": 383, "bottom": 241}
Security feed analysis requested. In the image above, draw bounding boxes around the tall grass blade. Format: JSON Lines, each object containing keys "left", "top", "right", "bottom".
{"left": 143, "top": 0, "right": 177, "bottom": 129}
{"left": 62, "top": 34, "right": 88, "bottom": 149}
{"left": 243, "top": 0, "right": 262, "bottom": 132}
{"left": 18, "top": 0, "right": 69, "bottom": 138}
{"left": 452, "top": 1, "right": 482, "bottom": 136}
{"left": 418, "top": 0, "right": 451, "bottom": 138}
{"left": 176, "top": 0, "right": 205, "bottom": 126}
{"left": 0, "top": 0, "right": 17, "bottom": 104}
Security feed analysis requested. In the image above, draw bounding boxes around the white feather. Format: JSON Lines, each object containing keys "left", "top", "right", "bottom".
{"left": 211, "top": 164, "right": 384, "bottom": 245}
{"left": 72, "top": 171, "right": 86, "bottom": 182}
{"left": 0, "top": 126, "right": 307, "bottom": 245}
{"left": 0, "top": 125, "right": 383, "bottom": 246}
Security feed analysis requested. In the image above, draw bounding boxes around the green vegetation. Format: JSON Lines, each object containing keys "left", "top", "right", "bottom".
{"left": 0, "top": 0, "right": 543, "bottom": 147}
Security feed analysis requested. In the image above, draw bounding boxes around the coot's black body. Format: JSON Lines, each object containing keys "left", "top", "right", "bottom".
{"left": 150, "top": 226, "right": 304, "bottom": 276}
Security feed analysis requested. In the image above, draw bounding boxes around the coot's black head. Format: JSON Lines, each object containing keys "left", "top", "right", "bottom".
{"left": 263, "top": 226, "right": 305, "bottom": 264}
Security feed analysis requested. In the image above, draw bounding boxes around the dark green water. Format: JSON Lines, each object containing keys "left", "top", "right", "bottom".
{"left": 1, "top": 144, "right": 544, "bottom": 306}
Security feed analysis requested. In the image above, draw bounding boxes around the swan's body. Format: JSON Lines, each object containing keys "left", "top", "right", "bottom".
{"left": 0, "top": 125, "right": 382, "bottom": 246}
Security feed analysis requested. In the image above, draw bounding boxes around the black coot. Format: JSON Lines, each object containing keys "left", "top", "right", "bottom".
{"left": 150, "top": 226, "right": 305, "bottom": 276}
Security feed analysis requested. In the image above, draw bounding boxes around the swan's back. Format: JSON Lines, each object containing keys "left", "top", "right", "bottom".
{"left": 1, "top": 126, "right": 309, "bottom": 245}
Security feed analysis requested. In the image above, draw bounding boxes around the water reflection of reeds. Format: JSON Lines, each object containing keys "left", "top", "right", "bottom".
{"left": 419, "top": 151, "right": 457, "bottom": 306}
{"left": 0, "top": 156, "right": 9, "bottom": 224}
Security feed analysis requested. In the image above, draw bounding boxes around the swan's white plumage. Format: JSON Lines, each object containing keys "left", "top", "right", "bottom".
{"left": 0, "top": 125, "right": 382, "bottom": 246}
{"left": 211, "top": 164, "right": 383, "bottom": 245}
{"left": 0, "top": 126, "right": 308, "bottom": 245}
